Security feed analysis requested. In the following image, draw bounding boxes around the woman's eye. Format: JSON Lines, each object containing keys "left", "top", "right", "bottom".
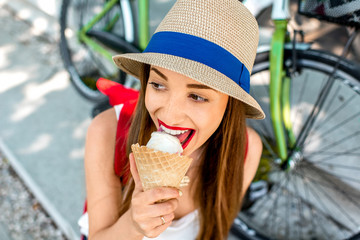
{"left": 149, "top": 82, "right": 165, "bottom": 90}
{"left": 189, "top": 94, "right": 208, "bottom": 102}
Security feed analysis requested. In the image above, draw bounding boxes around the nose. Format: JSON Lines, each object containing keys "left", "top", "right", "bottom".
{"left": 161, "top": 93, "right": 186, "bottom": 126}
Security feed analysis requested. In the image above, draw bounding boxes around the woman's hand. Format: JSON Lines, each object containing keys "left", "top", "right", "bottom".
{"left": 129, "top": 153, "right": 181, "bottom": 238}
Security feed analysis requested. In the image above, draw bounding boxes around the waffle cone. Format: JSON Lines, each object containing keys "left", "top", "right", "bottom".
{"left": 131, "top": 144, "right": 193, "bottom": 191}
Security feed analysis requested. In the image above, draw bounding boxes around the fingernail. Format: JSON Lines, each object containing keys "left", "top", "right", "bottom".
{"left": 178, "top": 190, "right": 183, "bottom": 197}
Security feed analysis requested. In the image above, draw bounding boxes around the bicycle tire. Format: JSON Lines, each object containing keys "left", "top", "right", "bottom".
{"left": 232, "top": 48, "right": 360, "bottom": 240}
{"left": 59, "top": 0, "right": 139, "bottom": 102}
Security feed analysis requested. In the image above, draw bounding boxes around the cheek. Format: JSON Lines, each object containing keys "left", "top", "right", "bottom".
{"left": 145, "top": 86, "right": 161, "bottom": 114}
{"left": 203, "top": 111, "right": 223, "bottom": 134}
{"left": 197, "top": 98, "right": 228, "bottom": 137}
{"left": 194, "top": 103, "right": 227, "bottom": 140}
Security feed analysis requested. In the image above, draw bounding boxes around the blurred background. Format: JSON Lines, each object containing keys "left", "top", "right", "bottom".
{"left": 0, "top": 0, "right": 359, "bottom": 239}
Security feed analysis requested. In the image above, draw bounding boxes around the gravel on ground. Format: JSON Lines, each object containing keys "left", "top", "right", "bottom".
{"left": 0, "top": 151, "right": 67, "bottom": 240}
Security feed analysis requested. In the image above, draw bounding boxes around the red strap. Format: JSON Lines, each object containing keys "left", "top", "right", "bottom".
{"left": 244, "top": 131, "right": 248, "bottom": 162}
{"left": 114, "top": 100, "right": 137, "bottom": 184}
{"left": 96, "top": 78, "right": 139, "bottom": 184}
{"left": 83, "top": 200, "right": 87, "bottom": 214}
{"left": 97, "top": 78, "right": 139, "bottom": 106}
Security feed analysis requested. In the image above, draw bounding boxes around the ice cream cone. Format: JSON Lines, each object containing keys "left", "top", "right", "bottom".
{"left": 131, "top": 143, "right": 193, "bottom": 191}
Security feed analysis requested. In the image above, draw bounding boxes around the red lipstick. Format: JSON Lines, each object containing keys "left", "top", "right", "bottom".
{"left": 158, "top": 120, "right": 194, "bottom": 131}
{"left": 157, "top": 120, "right": 196, "bottom": 150}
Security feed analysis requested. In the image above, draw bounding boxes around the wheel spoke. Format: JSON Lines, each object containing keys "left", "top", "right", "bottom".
{"left": 305, "top": 85, "right": 352, "bottom": 144}
{"left": 285, "top": 173, "right": 290, "bottom": 238}
{"left": 291, "top": 72, "right": 310, "bottom": 134}
{"left": 300, "top": 174, "right": 348, "bottom": 237}
{"left": 304, "top": 163, "right": 360, "bottom": 189}
{"left": 301, "top": 176, "right": 333, "bottom": 239}
{"left": 290, "top": 174, "right": 303, "bottom": 239}
{"left": 311, "top": 91, "right": 356, "bottom": 133}
{"left": 305, "top": 112, "right": 360, "bottom": 147}
{"left": 305, "top": 145, "right": 360, "bottom": 164}
{"left": 245, "top": 175, "right": 289, "bottom": 236}
{"left": 302, "top": 176, "right": 317, "bottom": 238}
{"left": 295, "top": 167, "right": 360, "bottom": 212}
{"left": 296, "top": 166, "right": 360, "bottom": 229}
{"left": 306, "top": 130, "right": 360, "bottom": 155}
{"left": 309, "top": 169, "right": 360, "bottom": 184}
{"left": 309, "top": 161, "right": 360, "bottom": 171}
{"left": 306, "top": 148, "right": 360, "bottom": 158}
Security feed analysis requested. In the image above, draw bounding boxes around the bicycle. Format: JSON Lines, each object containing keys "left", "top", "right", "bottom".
{"left": 230, "top": 0, "right": 360, "bottom": 239}
{"left": 60, "top": 0, "right": 153, "bottom": 102}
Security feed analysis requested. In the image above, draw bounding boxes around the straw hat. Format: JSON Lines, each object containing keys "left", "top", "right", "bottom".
{"left": 113, "top": 0, "right": 265, "bottom": 119}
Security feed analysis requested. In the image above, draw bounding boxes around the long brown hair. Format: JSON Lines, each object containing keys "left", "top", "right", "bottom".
{"left": 119, "top": 64, "right": 247, "bottom": 239}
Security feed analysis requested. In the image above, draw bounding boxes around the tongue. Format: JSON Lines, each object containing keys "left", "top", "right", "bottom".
{"left": 176, "top": 131, "right": 191, "bottom": 145}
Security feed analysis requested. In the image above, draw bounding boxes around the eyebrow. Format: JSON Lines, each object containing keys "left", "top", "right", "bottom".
{"left": 150, "top": 67, "right": 217, "bottom": 92}
{"left": 186, "top": 84, "right": 216, "bottom": 91}
{"left": 150, "top": 67, "right": 168, "bottom": 80}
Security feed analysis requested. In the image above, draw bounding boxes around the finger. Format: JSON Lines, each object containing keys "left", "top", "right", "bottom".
{"left": 145, "top": 197, "right": 179, "bottom": 217}
{"left": 144, "top": 187, "right": 180, "bottom": 204}
{"left": 131, "top": 197, "right": 178, "bottom": 226}
{"left": 144, "top": 219, "right": 173, "bottom": 239}
{"left": 153, "top": 213, "right": 175, "bottom": 228}
{"left": 153, "top": 220, "right": 172, "bottom": 234}
{"left": 129, "top": 153, "right": 143, "bottom": 191}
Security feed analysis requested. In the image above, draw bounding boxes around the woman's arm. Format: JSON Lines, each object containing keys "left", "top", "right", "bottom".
{"left": 85, "top": 108, "right": 181, "bottom": 240}
{"left": 242, "top": 127, "right": 263, "bottom": 198}
{"left": 85, "top": 108, "right": 141, "bottom": 239}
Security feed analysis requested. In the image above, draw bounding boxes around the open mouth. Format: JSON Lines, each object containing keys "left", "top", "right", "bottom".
{"left": 158, "top": 120, "right": 195, "bottom": 150}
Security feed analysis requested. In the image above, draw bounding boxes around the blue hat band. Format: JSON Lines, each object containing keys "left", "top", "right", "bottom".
{"left": 143, "top": 31, "right": 250, "bottom": 93}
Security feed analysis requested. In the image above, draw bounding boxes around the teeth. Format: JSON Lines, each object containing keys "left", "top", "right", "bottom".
{"left": 160, "top": 125, "right": 188, "bottom": 135}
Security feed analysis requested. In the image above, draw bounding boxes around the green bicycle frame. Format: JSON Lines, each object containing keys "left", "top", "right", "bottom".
{"left": 138, "top": 0, "right": 150, "bottom": 50}
{"left": 78, "top": 0, "right": 119, "bottom": 62}
{"left": 78, "top": 0, "right": 150, "bottom": 63}
{"left": 270, "top": 19, "right": 294, "bottom": 161}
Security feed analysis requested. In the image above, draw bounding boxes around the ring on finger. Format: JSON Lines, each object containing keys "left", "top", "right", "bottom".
{"left": 160, "top": 216, "right": 166, "bottom": 225}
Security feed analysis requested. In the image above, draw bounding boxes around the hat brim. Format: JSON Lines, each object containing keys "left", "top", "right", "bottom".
{"left": 113, "top": 52, "right": 265, "bottom": 119}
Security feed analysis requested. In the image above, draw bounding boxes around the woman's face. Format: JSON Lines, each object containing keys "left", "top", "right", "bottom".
{"left": 145, "top": 66, "right": 229, "bottom": 156}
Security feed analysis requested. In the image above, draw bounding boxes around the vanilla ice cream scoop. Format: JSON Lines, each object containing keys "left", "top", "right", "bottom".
{"left": 146, "top": 132, "right": 183, "bottom": 154}
{"left": 132, "top": 132, "right": 192, "bottom": 191}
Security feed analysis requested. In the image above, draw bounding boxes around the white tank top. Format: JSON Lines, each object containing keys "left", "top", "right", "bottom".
{"left": 143, "top": 210, "right": 199, "bottom": 240}
{"left": 78, "top": 210, "right": 199, "bottom": 239}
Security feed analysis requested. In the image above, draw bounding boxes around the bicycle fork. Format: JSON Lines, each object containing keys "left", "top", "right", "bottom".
{"left": 270, "top": 19, "right": 289, "bottom": 161}
{"left": 270, "top": 19, "right": 305, "bottom": 167}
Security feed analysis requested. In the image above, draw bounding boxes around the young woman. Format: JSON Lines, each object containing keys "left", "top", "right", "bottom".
{"left": 84, "top": 0, "right": 265, "bottom": 239}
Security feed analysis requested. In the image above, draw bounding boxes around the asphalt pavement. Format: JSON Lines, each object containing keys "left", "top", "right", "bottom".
{"left": 0, "top": 1, "right": 92, "bottom": 239}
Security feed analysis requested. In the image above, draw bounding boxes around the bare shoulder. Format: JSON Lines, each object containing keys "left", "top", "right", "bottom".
{"left": 246, "top": 127, "right": 262, "bottom": 155}
{"left": 242, "top": 126, "right": 263, "bottom": 196}
{"left": 85, "top": 107, "right": 118, "bottom": 178}
{"left": 245, "top": 126, "right": 262, "bottom": 169}
{"left": 87, "top": 108, "right": 117, "bottom": 142}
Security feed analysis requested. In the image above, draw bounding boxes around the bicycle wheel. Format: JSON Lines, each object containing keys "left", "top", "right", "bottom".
{"left": 60, "top": 0, "right": 140, "bottom": 102}
{"left": 233, "top": 48, "right": 360, "bottom": 240}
